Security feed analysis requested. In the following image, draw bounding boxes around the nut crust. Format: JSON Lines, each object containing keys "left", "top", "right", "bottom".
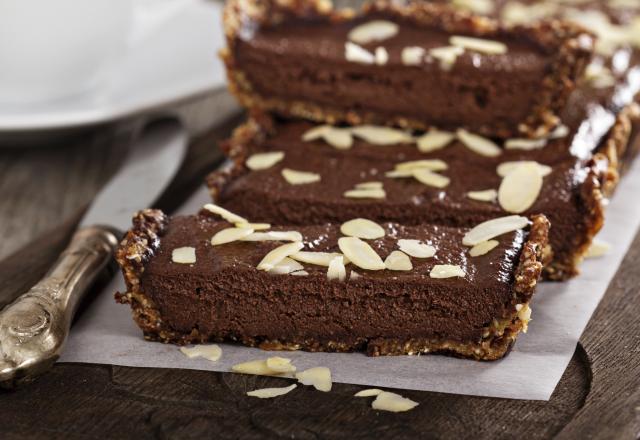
{"left": 222, "top": 0, "right": 594, "bottom": 139}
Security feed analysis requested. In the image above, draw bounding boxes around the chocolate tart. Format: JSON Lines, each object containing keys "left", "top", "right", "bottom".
{"left": 115, "top": 210, "right": 549, "bottom": 361}
{"left": 221, "top": 0, "right": 593, "bottom": 138}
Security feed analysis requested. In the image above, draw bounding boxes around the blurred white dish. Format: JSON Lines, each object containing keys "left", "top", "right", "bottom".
{"left": 0, "top": 0, "right": 226, "bottom": 131}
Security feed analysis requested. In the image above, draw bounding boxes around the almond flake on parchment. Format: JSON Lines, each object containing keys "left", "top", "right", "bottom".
{"left": 180, "top": 344, "right": 221, "bottom": 362}
{"left": 266, "top": 356, "right": 296, "bottom": 373}
{"left": 296, "top": 367, "right": 332, "bottom": 392}
{"left": 372, "top": 391, "right": 419, "bottom": 412}
{"left": 585, "top": 239, "right": 610, "bottom": 258}
{"left": 247, "top": 384, "right": 297, "bottom": 399}
{"left": 354, "top": 388, "right": 383, "bottom": 397}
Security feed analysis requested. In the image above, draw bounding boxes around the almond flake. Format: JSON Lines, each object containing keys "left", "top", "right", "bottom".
{"left": 450, "top": 35, "right": 507, "bottom": 54}
{"left": 462, "top": 215, "right": 529, "bottom": 246}
{"left": 211, "top": 227, "right": 254, "bottom": 246}
{"left": 467, "top": 189, "right": 497, "bottom": 202}
{"left": 549, "top": 124, "right": 569, "bottom": 139}
{"left": 338, "top": 237, "right": 386, "bottom": 270}
{"left": 394, "top": 159, "right": 448, "bottom": 172}
{"left": 451, "top": 0, "right": 494, "bottom": 14}
{"left": 345, "top": 41, "right": 375, "bottom": 64}
{"left": 375, "top": 47, "right": 389, "bottom": 65}
{"left": 266, "top": 356, "right": 296, "bottom": 373}
{"left": 172, "top": 247, "right": 196, "bottom": 264}
{"left": 412, "top": 168, "right": 450, "bottom": 188}
{"left": 327, "top": 256, "right": 347, "bottom": 281}
{"left": 401, "top": 46, "right": 426, "bottom": 65}
{"left": 457, "top": 129, "right": 502, "bottom": 157}
{"left": 398, "top": 239, "right": 436, "bottom": 258}
{"left": 350, "top": 271, "right": 361, "bottom": 280}
{"left": 355, "top": 388, "right": 383, "bottom": 397}
{"left": 416, "top": 130, "right": 456, "bottom": 152}
{"left": 232, "top": 359, "right": 290, "bottom": 376}
{"left": 296, "top": 367, "right": 332, "bottom": 392}
{"left": 340, "top": 218, "right": 385, "bottom": 240}
{"left": 291, "top": 251, "right": 346, "bottom": 267}
{"left": 246, "top": 151, "right": 285, "bottom": 170}
{"left": 585, "top": 239, "right": 610, "bottom": 258}
{"left": 498, "top": 163, "right": 543, "bottom": 213}
{"left": 430, "top": 264, "right": 465, "bottom": 279}
{"left": 344, "top": 188, "right": 386, "bottom": 199}
{"left": 322, "top": 127, "right": 354, "bottom": 149}
{"left": 241, "top": 231, "right": 303, "bottom": 242}
{"left": 180, "top": 344, "right": 221, "bottom": 362}
{"left": 355, "top": 181, "right": 383, "bottom": 189}
{"left": 516, "top": 303, "right": 532, "bottom": 333}
{"left": 247, "top": 384, "right": 297, "bottom": 399}
{"left": 504, "top": 138, "right": 547, "bottom": 150}
{"left": 291, "top": 270, "right": 309, "bottom": 276}
{"left": 268, "top": 257, "right": 305, "bottom": 275}
{"left": 257, "top": 241, "right": 304, "bottom": 271}
{"left": 302, "top": 125, "right": 330, "bottom": 142}
{"left": 236, "top": 222, "right": 271, "bottom": 231}
{"left": 496, "top": 161, "right": 552, "bottom": 178}
{"left": 348, "top": 20, "right": 399, "bottom": 45}
{"left": 203, "top": 203, "right": 248, "bottom": 224}
{"left": 384, "top": 250, "right": 413, "bottom": 271}
{"left": 429, "top": 45, "right": 464, "bottom": 70}
{"left": 469, "top": 240, "right": 499, "bottom": 257}
{"left": 372, "top": 391, "right": 419, "bottom": 412}
{"left": 351, "top": 125, "right": 413, "bottom": 145}
{"left": 282, "top": 168, "right": 321, "bottom": 185}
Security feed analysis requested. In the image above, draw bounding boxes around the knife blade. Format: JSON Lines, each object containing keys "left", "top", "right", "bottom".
{"left": 0, "top": 119, "right": 187, "bottom": 387}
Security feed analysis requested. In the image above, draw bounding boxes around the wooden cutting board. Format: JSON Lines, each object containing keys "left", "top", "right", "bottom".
{"left": 0, "top": 90, "right": 638, "bottom": 440}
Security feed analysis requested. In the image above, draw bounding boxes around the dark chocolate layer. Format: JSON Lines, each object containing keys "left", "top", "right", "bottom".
{"left": 116, "top": 210, "right": 549, "bottom": 360}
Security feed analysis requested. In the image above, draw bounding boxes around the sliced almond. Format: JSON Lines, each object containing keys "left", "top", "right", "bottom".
{"left": 348, "top": 20, "right": 399, "bottom": 45}
{"left": 469, "top": 240, "right": 499, "bottom": 257}
{"left": 302, "top": 124, "right": 331, "bottom": 142}
{"left": 291, "top": 251, "right": 346, "bottom": 267}
{"left": 467, "top": 189, "right": 498, "bottom": 202}
{"left": 504, "top": 138, "right": 547, "bottom": 150}
{"left": 180, "top": 344, "right": 221, "bottom": 361}
{"left": 268, "top": 257, "right": 304, "bottom": 275}
{"left": 345, "top": 41, "right": 375, "bottom": 64}
{"left": 322, "top": 127, "right": 354, "bottom": 149}
{"left": 266, "top": 356, "right": 296, "bottom": 373}
{"left": 291, "top": 270, "right": 309, "bottom": 276}
{"left": 232, "top": 359, "right": 288, "bottom": 376}
{"left": 412, "top": 168, "right": 451, "bottom": 188}
{"left": 296, "top": 367, "right": 332, "bottom": 392}
{"left": 457, "top": 129, "right": 502, "bottom": 157}
{"left": 450, "top": 35, "right": 507, "bottom": 54}
{"left": 246, "top": 151, "right": 285, "bottom": 170}
{"left": 211, "top": 227, "right": 254, "bottom": 246}
{"left": 416, "top": 130, "right": 456, "bottom": 152}
{"left": 282, "top": 168, "right": 321, "bottom": 185}
{"left": 401, "top": 46, "right": 426, "bottom": 65}
{"left": 585, "top": 239, "right": 610, "bottom": 258}
{"left": 498, "top": 163, "right": 543, "bottom": 213}
{"left": 344, "top": 188, "right": 386, "bottom": 199}
{"left": 203, "top": 203, "right": 248, "bottom": 224}
{"left": 385, "top": 169, "right": 416, "bottom": 178}
{"left": 372, "top": 391, "right": 419, "bottom": 412}
{"left": 338, "top": 237, "right": 386, "bottom": 270}
{"left": 355, "top": 388, "right": 383, "bottom": 397}
{"left": 462, "top": 215, "right": 529, "bottom": 246}
{"left": 384, "top": 250, "right": 413, "bottom": 271}
{"left": 516, "top": 303, "right": 532, "bottom": 333}
{"left": 395, "top": 159, "right": 448, "bottom": 172}
{"left": 351, "top": 125, "right": 413, "bottom": 145}
{"left": 257, "top": 241, "right": 304, "bottom": 271}
{"left": 355, "top": 181, "right": 383, "bottom": 189}
{"left": 241, "top": 231, "right": 303, "bottom": 242}
{"left": 340, "top": 218, "right": 385, "bottom": 240}
{"left": 398, "top": 239, "right": 436, "bottom": 258}
{"left": 327, "top": 256, "right": 347, "bottom": 281}
{"left": 430, "top": 264, "right": 465, "bottom": 279}
{"left": 375, "top": 46, "right": 389, "bottom": 65}
{"left": 429, "top": 45, "right": 464, "bottom": 70}
{"left": 451, "top": 0, "right": 494, "bottom": 14}
{"left": 237, "top": 222, "right": 271, "bottom": 230}
{"left": 496, "top": 161, "right": 552, "bottom": 178}
{"left": 172, "top": 247, "right": 196, "bottom": 264}
{"left": 549, "top": 124, "right": 569, "bottom": 139}
{"left": 247, "top": 384, "right": 297, "bottom": 398}
{"left": 350, "top": 271, "right": 361, "bottom": 280}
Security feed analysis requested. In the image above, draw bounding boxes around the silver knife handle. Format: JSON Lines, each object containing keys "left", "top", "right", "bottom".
{"left": 0, "top": 226, "right": 118, "bottom": 387}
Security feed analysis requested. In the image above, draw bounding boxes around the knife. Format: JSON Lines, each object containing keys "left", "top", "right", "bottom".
{"left": 0, "top": 119, "right": 187, "bottom": 387}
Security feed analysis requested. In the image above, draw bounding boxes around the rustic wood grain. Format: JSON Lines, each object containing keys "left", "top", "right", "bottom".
{"left": 0, "top": 90, "right": 639, "bottom": 439}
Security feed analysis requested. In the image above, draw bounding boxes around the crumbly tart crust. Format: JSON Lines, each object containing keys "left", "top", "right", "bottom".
{"left": 115, "top": 211, "right": 549, "bottom": 361}
{"left": 221, "top": 0, "right": 593, "bottom": 139}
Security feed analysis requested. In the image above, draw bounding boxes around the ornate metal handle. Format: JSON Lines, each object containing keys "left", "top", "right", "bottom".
{"left": 0, "top": 226, "right": 119, "bottom": 387}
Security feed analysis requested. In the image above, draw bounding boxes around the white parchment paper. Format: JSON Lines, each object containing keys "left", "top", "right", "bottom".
{"left": 61, "top": 158, "right": 640, "bottom": 400}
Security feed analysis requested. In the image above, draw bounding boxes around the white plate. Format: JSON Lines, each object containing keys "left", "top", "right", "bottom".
{"left": 0, "top": 0, "right": 226, "bottom": 132}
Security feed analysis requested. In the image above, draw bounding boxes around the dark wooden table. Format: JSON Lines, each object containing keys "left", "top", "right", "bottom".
{"left": 1, "top": 90, "right": 639, "bottom": 440}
